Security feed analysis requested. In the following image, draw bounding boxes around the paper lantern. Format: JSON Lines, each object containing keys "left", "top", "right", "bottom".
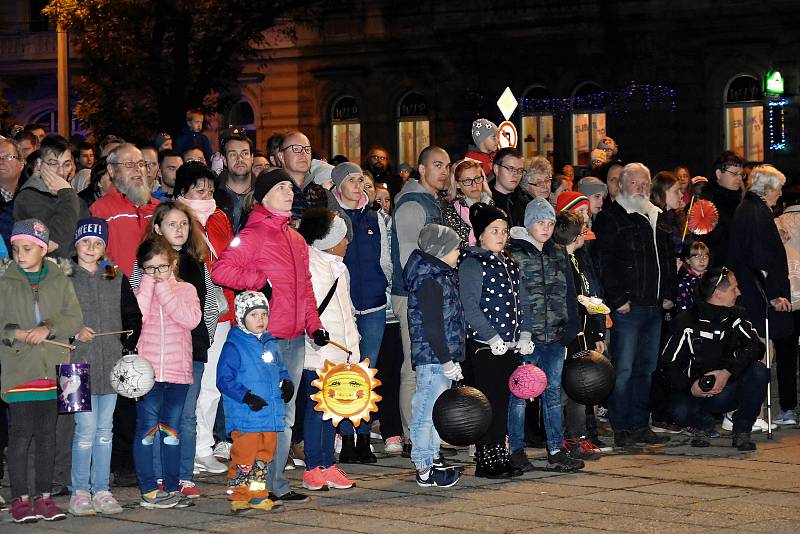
{"left": 311, "top": 359, "right": 381, "bottom": 427}
{"left": 687, "top": 199, "right": 719, "bottom": 235}
{"left": 110, "top": 352, "right": 155, "bottom": 399}
{"left": 432, "top": 386, "right": 492, "bottom": 446}
{"left": 508, "top": 364, "right": 547, "bottom": 400}
{"left": 562, "top": 350, "right": 615, "bottom": 405}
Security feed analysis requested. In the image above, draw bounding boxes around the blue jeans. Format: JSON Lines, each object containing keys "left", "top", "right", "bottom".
{"left": 608, "top": 305, "right": 662, "bottom": 431}
{"left": 302, "top": 369, "right": 336, "bottom": 469}
{"left": 508, "top": 343, "right": 566, "bottom": 453}
{"left": 71, "top": 394, "right": 117, "bottom": 494}
{"left": 670, "top": 362, "right": 769, "bottom": 433}
{"left": 266, "top": 336, "right": 305, "bottom": 497}
{"left": 133, "top": 382, "right": 189, "bottom": 493}
{"left": 153, "top": 362, "right": 203, "bottom": 481}
{"left": 409, "top": 364, "right": 450, "bottom": 470}
{"left": 340, "top": 310, "right": 386, "bottom": 436}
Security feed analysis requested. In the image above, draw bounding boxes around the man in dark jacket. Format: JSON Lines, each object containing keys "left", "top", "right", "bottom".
{"left": 214, "top": 133, "right": 254, "bottom": 233}
{"left": 696, "top": 151, "right": 744, "bottom": 266}
{"left": 365, "top": 146, "right": 404, "bottom": 200}
{"left": 593, "top": 163, "right": 676, "bottom": 447}
{"left": 489, "top": 148, "right": 531, "bottom": 227}
{"left": 662, "top": 267, "right": 768, "bottom": 450}
{"left": 0, "top": 138, "right": 23, "bottom": 250}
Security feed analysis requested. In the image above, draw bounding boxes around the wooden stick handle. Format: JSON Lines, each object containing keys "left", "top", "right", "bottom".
{"left": 327, "top": 339, "right": 352, "bottom": 355}
{"left": 92, "top": 330, "right": 134, "bottom": 337}
{"left": 44, "top": 339, "right": 75, "bottom": 350}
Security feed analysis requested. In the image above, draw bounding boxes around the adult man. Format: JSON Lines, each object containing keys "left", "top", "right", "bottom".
{"left": 251, "top": 150, "right": 269, "bottom": 179}
{"left": 14, "top": 134, "right": 88, "bottom": 258}
{"left": 593, "top": 162, "right": 676, "bottom": 447}
{"left": 365, "top": 145, "right": 403, "bottom": 199}
{"left": 14, "top": 130, "right": 39, "bottom": 161}
{"left": 0, "top": 138, "right": 24, "bottom": 249}
{"left": 90, "top": 143, "right": 160, "bottom": 276}
{"left": 390, "top": 145, "right": 450, "bottom": 454}
{"left": 697, "top": 151, "right": 745, "bottom": 267}
{"left": 183, "top": 147, "right": 207, "bottom": 166}
{"left": 489, "top": 147, "right": 530, "bottom": 227}
{"left": 24, "top": 123, "right": 46, "bottom": 144}
{"left": 214, "top": 133, "right": 253, "bottom": 233}
{"left": 662, "top": 267, "right": 768, "bottom": 450}
{"left": 139, "top": 144, "right": 160, "bottom": 192}
{"left": 154, "top": 149, "right": 183, "bottom": 201}
{"left": 75, "top": 142, "right": 95, "bottom": 171}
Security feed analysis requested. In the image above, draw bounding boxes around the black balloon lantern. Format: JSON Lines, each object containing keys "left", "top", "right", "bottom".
{"left": 562, "top": 350, "right": 615, "bottom": 405}
{"left": 432, "top": 386, "right": 493, "bottom": 446}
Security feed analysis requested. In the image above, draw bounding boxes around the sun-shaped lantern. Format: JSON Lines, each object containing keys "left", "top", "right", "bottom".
{"left": 311, "top": 358, "right": 382, "bottom": 427}
{"left": 687, "top": 199, "right": 719, "bottom": 235}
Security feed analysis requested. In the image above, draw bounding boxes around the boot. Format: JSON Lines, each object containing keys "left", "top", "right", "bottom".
{"left": 356, "top": 434, "right": 377, "bottom": 463}
{"left": 338, "top": 435, "right": 359, "bottom": 463}
{"left": 500, "top": 447, "right": 524, "bottom": 477}
{"left": 474, "top": 445, "right": 513, "bottom": 479}
{"left": 732, "top": 432, "right": 756, "bottom": 451}
{"left": 509, "top": 447, "right": 534, "bottom": 473}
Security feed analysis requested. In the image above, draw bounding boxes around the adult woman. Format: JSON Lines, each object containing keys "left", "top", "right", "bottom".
{"left": 458, "top": 202, "right": 528, "bottom": 478}
{"left": 650, "top": 171, "right": 686, "bottom": 253}
{"left": 78, "top": 156, "right": 111, "bottom": 208}
{"left": 331, "top": 162, "right": 390, "bottom": 463}
{"left": 525, "top": 156, "right": 553, "bottom": 200}
{"left": 440, "top": 158, "right": 492, "bottom": 246}
{"left": 173, "top": 162, "right": 236, "bottom": 472}
{"left": 674, "top": 165, "right": 692, "bottom": 206}
{"left": 549, "top": 174, "right": 570, "bottom": 207}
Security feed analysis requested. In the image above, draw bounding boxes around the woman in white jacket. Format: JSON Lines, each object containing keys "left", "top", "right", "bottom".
{"left": 296, "top": 209, "right": 360, "bottom": 492}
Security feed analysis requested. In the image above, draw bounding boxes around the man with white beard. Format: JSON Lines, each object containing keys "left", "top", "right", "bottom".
{"left": 90, "top": 143, "right": 161, "bottom": 277}
{"left": 593, "top": 163, "right": 676, "bottom": 448}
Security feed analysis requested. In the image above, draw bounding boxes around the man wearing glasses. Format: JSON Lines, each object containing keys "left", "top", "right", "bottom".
{"left": 365, "top": 146, "right": 403, "bottom": 199}
{"left": 489, "top": 147, "right": 530, "bottom": 227}
{"left": 13, "top": 134, "right": 89, "bottom": 259}
{"left": 697, "top": 151, "right": 745, "bottom": 267}
{"left": 90, "top": 143, "right": 160, "bottom": 277}
{"left": 214, "top": 132, "right": 254, "bottom": 232}
{"left": 0, "top": 138, "right": 24, "bottom": 250}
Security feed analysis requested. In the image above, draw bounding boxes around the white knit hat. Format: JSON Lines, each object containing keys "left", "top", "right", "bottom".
{"left": 313, "top": 214, "right": 348, "bottom": 251}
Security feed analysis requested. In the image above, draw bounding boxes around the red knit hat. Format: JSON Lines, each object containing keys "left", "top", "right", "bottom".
{"left": 556, "top": 191, "right": 590, "bottom": 213}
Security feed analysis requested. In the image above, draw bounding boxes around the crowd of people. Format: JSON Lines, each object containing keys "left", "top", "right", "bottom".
{"left": 0, "top": 111, "right": 797, "bottom": 522}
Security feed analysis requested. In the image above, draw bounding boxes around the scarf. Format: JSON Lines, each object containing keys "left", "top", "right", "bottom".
{"left": 178, "top": 196, "right": 217, "bottom": 226}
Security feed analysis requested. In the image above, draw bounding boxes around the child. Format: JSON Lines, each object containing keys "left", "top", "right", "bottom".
{"left": 133, "top": 237, "right": 201, "bottom": 509}
{"left": 508, "top": 197, "right": 582, "bottom": 472}
{"left": 174, "top": 109, "right": 212, "bottom": 163}
{"left": 677, "top": 241, "right": 710, "bottom": 311}
{"left": 216, "top": 291, "right": 293, "bottom": 513}
{"left": 0, "top": 219, "right": 83, "bottom": 523}
{"left": 296, "top": 209, "right": 359, "bottom": 490}
{"left": 404, "top": 223, "right": 465, "bottom": 488}
{"left": 68, "top": 218, "right": 142, "bottom": 516}
{"left": 464, "top": 119, "right": 499, "bottom": 177}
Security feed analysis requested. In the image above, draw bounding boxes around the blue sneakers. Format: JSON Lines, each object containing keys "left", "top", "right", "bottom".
{"left": 415, "top": 466, "right": 461, "bottom": 488}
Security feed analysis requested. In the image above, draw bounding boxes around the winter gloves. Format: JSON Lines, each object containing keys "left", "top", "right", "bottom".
{"left": 312, "top": 328, "right": 330, "bottom": 347}
{"left": 490, "top": 338, "right": 508, "bottom": 355}
{"left": 243, "top": 391, "right": 267, "bottom": 411}
{"left": 442, "top": 360, "right": 464, "bottom": 381}
{"left": 280, "top": 380, "right": 295, "bottom": 403}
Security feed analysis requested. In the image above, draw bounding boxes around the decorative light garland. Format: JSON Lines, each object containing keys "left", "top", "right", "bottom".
{"left": 767, "top": 98, "right": 788, "bottom": 151}
{"left": 520, "top": 81, "right": 677, "bottom": 116}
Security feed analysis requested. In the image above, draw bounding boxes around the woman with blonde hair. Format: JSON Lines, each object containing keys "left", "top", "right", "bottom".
{"left": 440, "top": 158, "right": 492, "bottom": 246}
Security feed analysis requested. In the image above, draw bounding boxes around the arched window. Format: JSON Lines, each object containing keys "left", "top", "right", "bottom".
{"left": 31, "top": 109, "right": 56, "bottom": 133}
{"left": 331, "top": 96, "right": 361, "bottom": 164}
{"left": 724, "top": 75, "right": 763, "bottom": 161}
{"left": 520, "top": 86, "right": 554, "bottom": 162}
{"left": 228, "top": 100, "right": 257, "bottom": 145}
{"left": 397, "top": 92, "right": 430, "bottom": 167}
{"left": 571, "top": 83, "right": 607, "bottom": 166}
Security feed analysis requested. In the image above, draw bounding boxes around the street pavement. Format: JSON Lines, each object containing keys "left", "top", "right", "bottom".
{"left": 3, "top": 427, "right": 800, "bottom": 533}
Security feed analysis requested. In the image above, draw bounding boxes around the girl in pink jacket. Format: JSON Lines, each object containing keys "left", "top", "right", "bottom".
{"left": 133, "top": 237, "right": 202, "bottom": 509}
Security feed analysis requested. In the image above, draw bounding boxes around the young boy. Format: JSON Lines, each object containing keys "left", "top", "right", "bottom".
{"left": 174, "top": 108, "right": 212, "bottom": 163}
{"left": 508, "top": 198, "right": 583, "bottom": 472}
{"left": 0, "top": 219, "right": 83, "bottom": 522}
{"left": 464, "top": 118, "right": 499, "bottom": 177}
{"left": 403, "top": 224, "right": 465, "bottom": 488}
{"left": 216, "top": 291, "right": 294, "bottom": 513}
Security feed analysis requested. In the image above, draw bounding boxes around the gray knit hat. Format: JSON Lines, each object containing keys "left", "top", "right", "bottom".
{"left": 11, "top": 218, "right": 49, "bottom": 250}
{"left": 310, "top": 159, "right": 335, "bottom": 186}
{"left": 576, "top": 176, "right": 608, "bottom": 198}
{"left": 418, "top": 224, "right": 460, "bottom": 260}
{"left": 234, "top": 291, "right": 269, "bottom": 334}
{"left": 523, "top": 197, "right": 556, "bottom": 228}
{"left": 471, "top": 118, "right": 498, "bottom": 147}
{"left": 331, "top": 162, "right": 363, "bottom": 189}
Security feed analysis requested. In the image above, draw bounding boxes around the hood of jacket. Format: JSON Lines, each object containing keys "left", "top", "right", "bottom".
{"left": 19, "top": 174, "right": 51, "bottom": 195}
{"left": 395, "top": 178, "right": 436, "bottom": 204}
{"left": 509, "top": 226, "right": 553, "bottom": 253}
{"left": 0, "top": 256, "right": 72, "bottom": 279}
{"left": 403, "top": 249, "right": 453, "bottom": 288}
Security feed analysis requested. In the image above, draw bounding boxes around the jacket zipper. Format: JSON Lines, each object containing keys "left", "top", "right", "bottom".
{"left": 500, "top": 256, "right": 520, "bottom": 342}
{"left": 539, "top": 250, "right": 549, "bottom": 343}
{"left": 159, "top": 304, "right": 165, "bottom": 381}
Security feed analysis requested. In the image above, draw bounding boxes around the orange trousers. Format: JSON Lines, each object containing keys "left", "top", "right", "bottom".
{"left": 227, "top": 430, "right": 277, "bottom": 501}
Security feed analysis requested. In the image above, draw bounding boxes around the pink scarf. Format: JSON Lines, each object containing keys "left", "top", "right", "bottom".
{"left": 178, "top": 196, "right": 217, "bottom": 226}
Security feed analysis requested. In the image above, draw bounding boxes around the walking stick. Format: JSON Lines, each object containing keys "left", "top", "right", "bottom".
{"left": 754, "top": 271, "right": 773, "bottom": 439}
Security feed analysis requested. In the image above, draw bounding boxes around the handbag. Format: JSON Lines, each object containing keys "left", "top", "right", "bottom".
{"left": 200, "top": 231, "right": 230, "bottom": 316}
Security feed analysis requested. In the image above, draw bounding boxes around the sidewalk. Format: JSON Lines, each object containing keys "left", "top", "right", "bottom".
{"left": 3, "top": 428, "right": 799, "bottom": 532}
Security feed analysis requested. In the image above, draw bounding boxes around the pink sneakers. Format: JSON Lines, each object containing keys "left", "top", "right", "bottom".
{"left": 302, "top": 467, "right": 328, "bottom": 491}
{"left": 322, "top": 465, "right": 354, "bottom": 489}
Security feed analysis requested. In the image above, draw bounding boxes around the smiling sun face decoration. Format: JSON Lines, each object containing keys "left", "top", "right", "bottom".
{"left": 311, "top": 358, "right": 381, "bottom": 427}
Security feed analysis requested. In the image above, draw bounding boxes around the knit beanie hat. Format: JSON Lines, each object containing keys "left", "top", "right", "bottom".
{"left": 398, "top": 163, "right": 413, "bottom": 174}
{"left": 234, "top": 290, "right": 270, "bottom": 331}
{"left": 576, "top": 176, "right": 608, "bottom": 198}
{"left": 11, "top": 218, "right": 49, "bottom": 250}
{"left": 471, "top": 118, "right": 498, "bottom": 147}
{"left": 418, "top": 224, "right": 460, "bottom": 260}
{"left": 254, "top": 168, "right": 293, "bottom": 203}
{"left": 331, "top": 162, "right": 363, "bottom": 190}
{"left": 556, "top": 191, "right": 590, "bottom": 214}
{"left": 469, "top": 202, "right": 508, "bottom": 241}
{"left": 313, "top": 214, "right": 348, "bottom": 251}
{"left": 309, "top": 159, "right": 335, "bottom": 186}
{"left": 523, "top": 197, "right": 556, "bottom": 228}
{"left": 74, "top": 217, "right": 109, "bottom": 246}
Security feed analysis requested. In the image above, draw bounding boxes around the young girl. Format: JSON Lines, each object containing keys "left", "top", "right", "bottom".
{"left": 135, "top": 202, "right": 220, "bottom": 495}
{"left": 68, "top": 218, "right": 142, "bottom": 516}
{"left": 677, "top": 242, "right": 710, "bottom": 312}
{"left": 133, "top": 237, "right": 201, "bottom": 508}
{"left": 1, "top": 219, "right": 83, "bottom": 523}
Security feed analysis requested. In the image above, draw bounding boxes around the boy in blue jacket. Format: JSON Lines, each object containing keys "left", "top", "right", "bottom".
{"left": 217, "top": 291, "right": 294, "bottom": 513}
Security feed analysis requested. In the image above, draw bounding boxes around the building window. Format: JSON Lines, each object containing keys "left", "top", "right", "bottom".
{"left": 520, "top": 86, "right": 554, "bottom": 163}
{"left": 724, "top": 75, "right": 764, "bottom": 162}
{"left": 228, "top": 100, "right": 257, "bottom": 146}
{"left": 397, "top": 92, "right": 429, "bottom": 167}
{"left": 331, "top": 96, "right": 361, "bottom": 164}
{"left": 571, "top": 83, "right": 607, "bottom": 166}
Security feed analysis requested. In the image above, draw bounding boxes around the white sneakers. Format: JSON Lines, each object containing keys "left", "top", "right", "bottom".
{"left": 721, "top": 412, "right": 778, "bottom": 433}
{"left": 774, "top": 410, "right": 798, "bottom": 426}
{"left": 194, "top": 454, "right": 228, "bottom": 474}
{"left": 212, "top": 441, "right": 232, "bottom": 460}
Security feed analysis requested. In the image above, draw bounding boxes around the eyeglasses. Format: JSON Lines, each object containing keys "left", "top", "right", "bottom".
{"left": 457, "top": 176, "right": 484, "bottom": 187}
{"left": 497, "top": 163, "right": 525, "bottom": 177}
{"left": 226, "top": 150, "right": 252, "bottom": 160}
{"left": 111, "top": 160, "right": 146, "bottom": 169}
{"left": 43, "top": 159, "right": 75, "bottom": 171}
{"left": 185, "top": 158, "right": 206, "bottom": 165}
{"left": 712, "top": 266, "right": 729, "bottom": 292}
{"left": 144, "top": 162, "right": 158, "bottom": 171}
{"left": 690, "top": 253, "right": 709, "bottom": 259}
{"left": 0, "top": 154, "right": 18, "bottom": 162}
{"left": 530, "top": 178, "right": 552, "bottom": 188}
{"left": 142, "top": 264, "right": 171, "bottom": 274}
{"left": 369, "top": 154, "right": 388, "bottom": 161}
{"left": 724, "top": 167, "right": 744, "bottom": 179}
{"left": 281, "top": 144, "right": 311, "bottom": 155}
